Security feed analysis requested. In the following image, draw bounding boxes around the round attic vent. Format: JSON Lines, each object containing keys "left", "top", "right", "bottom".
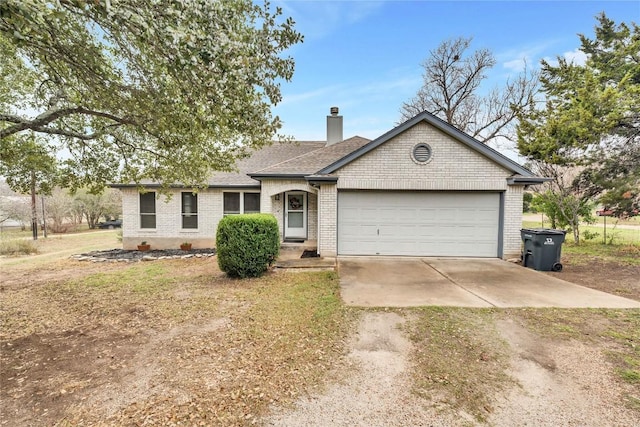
{"left": 411, "top": 143, "right": 432, "bottom": 164}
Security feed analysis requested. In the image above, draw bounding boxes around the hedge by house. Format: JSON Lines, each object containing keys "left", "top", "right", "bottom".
{"left": 216, "top": 214, "right": 280, "bottom": 278}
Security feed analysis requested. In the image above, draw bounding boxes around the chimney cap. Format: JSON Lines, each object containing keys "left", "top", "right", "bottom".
{"left": 330, "top": 106, "right": 339, "bottom": 116}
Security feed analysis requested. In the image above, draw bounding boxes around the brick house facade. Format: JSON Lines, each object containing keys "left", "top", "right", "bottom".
{"left": 113, "top": 109, "right": 545, "bottom": 259}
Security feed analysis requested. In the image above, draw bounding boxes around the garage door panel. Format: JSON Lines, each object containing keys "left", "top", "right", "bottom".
{"left": 338, "top": 191, "right": 500, "bottom": 257}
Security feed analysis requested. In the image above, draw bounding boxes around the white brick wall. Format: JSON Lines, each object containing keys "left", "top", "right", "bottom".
{"left": 335, "top": 123, "right": 509, "bottom": 190}
{"left": 122, "top": 180, "right": 319, "bottom": 249}
{"left": 308, "top": 193, "right": 318, "bottom": 241}
{"left": 121, "top": 122, "right": 526, "bottom": 257}
{"left": 260, "top": 179, "right": 318, "bottom": 241}
{"left": 318, "top": 184, "right": 337, "bottom": 256}
{"left": 121, "top": 187, "right": 221, "bottom": 250}
{"left": 322, "top": 122, "right": 524, "bottom": 259}
{"left": 504, "top": 185, "right": 524, "bottom": 258}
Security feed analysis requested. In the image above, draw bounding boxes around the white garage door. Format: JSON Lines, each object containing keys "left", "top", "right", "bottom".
{"left": 338, "top": 191, "right": 500, "bottom": 257}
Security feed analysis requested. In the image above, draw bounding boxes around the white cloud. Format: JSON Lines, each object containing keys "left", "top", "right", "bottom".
{"left": 276, "top": 1, "right": 385, "bottom": 39}
{"left": 503, "top": 57, "right": 529, "bottom": 73}
{"left": 281, "top": 72, "right": 420, "bottom": 107}
{"left": 544, "top": 48, "right": 588, "bottom": 67}
{"left": 497, "top": 40, "right": 557, "bottom": 73}
{"left": 563, "top": 48, "right": 587, "bottom": 65}
{"left": 278, "top": 85, "right": 343, "bottom": 106}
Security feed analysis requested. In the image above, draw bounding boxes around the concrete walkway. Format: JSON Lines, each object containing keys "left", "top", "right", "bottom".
{"left": 339, "top": 257, "right": 640, "bottom": 308}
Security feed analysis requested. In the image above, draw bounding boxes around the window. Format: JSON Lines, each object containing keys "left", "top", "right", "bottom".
{"left": 244, "top": 193, "right": 260, "bottom": 214}
{"left": 223, "top": 192, "right": 260, "bottom": 215}
{"left": 223, "top": 192, "right": 240, "bottom": 215}
{"left": 140, "top": 192, "right": 156, "bottom": 228}
{"left": 181, "top": 192, "right": 198, "bottom": 229}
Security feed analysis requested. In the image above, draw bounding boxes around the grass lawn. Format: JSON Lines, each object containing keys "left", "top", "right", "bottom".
{"left": 521, "top": 219, "right": 640, "bottom": 246}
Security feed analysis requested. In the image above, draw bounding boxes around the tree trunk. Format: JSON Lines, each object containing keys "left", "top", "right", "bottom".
{"left": 571, "top": 211, "right": 580, "bottom": 245}
{"left": 30, "top": 171, "right": 38, "bottom": 241}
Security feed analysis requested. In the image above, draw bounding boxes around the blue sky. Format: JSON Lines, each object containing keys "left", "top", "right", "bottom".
{"left": 271, "top": 0, "right": 639, "bottom": 155}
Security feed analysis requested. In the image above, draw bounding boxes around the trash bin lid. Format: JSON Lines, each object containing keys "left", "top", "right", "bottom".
{"left": 520, "top": 228, "right": 566, "bottom": 235}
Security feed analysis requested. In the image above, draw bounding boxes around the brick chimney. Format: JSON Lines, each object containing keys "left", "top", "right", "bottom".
{"left": 326, "top": 106, "right": 343, "bottom": 146}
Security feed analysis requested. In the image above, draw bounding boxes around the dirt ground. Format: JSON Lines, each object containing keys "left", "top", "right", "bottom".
{"left": 1, "top": 242, "right": 639, "bottom": 426}
{"left": 550, "top": 253, "right": 640, "bottom": 301}
{"left": 267, "top": 311, "right": 640, "bottom": 427}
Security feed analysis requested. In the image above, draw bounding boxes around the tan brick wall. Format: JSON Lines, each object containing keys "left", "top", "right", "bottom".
{"left": 335, "top": 122, "right": 509, "bottom": 190}
{"left": 318, "top": 184, "right": 337, "bottom": 256}
{"left": 327, "top": 121, "right": 525, "bottom": 259}
{"left": 503, "top": 185, "right": 524, "bottom": 259}
{"left": 260, "top": 179, "right": 318, "bottom": 241}
{"left": 121, "top": 187, "right": 220, "bottom": 250}
{"left": 308, "top": 192, "right": 318, "bottom": 241}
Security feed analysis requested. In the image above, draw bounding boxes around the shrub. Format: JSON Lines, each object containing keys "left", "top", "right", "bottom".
{"left": 216, "top": 214, "right": 280, "bottom": 278}
{"left": 0, "top": 239, "right": 38, "bottom": 255}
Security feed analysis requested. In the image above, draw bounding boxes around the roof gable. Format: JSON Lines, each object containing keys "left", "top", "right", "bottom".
{"left": 318, "top": 111, "right": 535, "bottom": 177}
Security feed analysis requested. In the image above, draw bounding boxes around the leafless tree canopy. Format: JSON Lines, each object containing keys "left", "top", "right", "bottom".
{"left": 400, "top": 37, "right": 539, "bottom": 143}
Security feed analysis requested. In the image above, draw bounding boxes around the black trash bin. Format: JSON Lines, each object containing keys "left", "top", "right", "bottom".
{"left": 520, "top": 228, "right": 566, "bottom": 271}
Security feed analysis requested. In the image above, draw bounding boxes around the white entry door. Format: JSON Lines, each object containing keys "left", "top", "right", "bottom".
{"left": 284, "top": 192, "right": 307, "bottom": 239}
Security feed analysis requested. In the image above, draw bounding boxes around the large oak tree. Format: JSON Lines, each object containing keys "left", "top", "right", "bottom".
{"left": 0, "top": 0, "right": 303, "bottom": 190}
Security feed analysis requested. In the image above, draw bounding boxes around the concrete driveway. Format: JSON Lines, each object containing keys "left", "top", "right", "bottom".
{"left": 339, "top": 257, "right": 640, "bottom": 308}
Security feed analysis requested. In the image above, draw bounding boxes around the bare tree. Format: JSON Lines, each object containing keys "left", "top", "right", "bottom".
{"left": 0, "top": 196, "right": 31, "bottom": 229}
{"left": 400, "top": 37, "right": 539, "bottom": 143}
{"left": 528, "top": 161, "right": 594, "bottom": 244}
{"left": 44, "top": 188, "right": 74, "bottom": 233}
{"left": 73, "top": 189, "right": 122, "bottom": 229}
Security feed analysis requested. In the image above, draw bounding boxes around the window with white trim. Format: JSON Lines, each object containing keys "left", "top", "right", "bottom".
{"left": 140, "top": 192, "right": 156, "bottom": 228}
{"left": 181, "top": 192, "right": 198, "bottom": 229}
{"left": 223, "top": 192, "right": 260, "bottom": 215}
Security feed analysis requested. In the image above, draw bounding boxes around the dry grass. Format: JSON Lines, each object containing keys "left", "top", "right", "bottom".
{"left": 404, "top": 306, "right": 640, "bottom": 419}
{"left": 0, "top": 230, "right": 120, "bottom": 270}
{"left": 3, "top": 229, "right": 638, "bottom": 424}
{"left": 403, "top": 308, "right": 512, "bottom": 422}
{"left": 1, "top": 243, "right": 351, "bottom": 426}
{"left": 0, "top": 238, "right": 38, "bottom": 255}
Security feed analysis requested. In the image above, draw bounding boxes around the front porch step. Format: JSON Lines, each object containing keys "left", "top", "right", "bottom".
{"left": 280, "top": 239, "right": 317, "bottom": 251}
{"left": 275, "top": 240, "right": 334, "bottom": 270}
{"left": 273, "top": 257, "right": 336, "bottom": 270}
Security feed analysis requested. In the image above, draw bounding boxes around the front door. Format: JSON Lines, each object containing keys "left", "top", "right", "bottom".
{"left": 284, "top": 192, "right": 307, "bottom": 239}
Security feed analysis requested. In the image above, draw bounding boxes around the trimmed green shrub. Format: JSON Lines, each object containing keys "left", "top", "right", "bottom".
{"left": 216, "top": 214, "right": 280, "bottom": 278}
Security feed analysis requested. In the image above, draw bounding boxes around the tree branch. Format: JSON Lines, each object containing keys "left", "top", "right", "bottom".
{"left": 1, "top": 107, "right": 138, "bottom": 139}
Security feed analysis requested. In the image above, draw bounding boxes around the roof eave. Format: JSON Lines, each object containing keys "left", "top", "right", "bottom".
{"left": 304, "top": 175, "right": 338, "bottom": 186}
{"left": 109, "top": 183, "right": 261, "bottom": 189}
{"left": 507, "top": 177, "right": 552, "bottom": 186}
{"left": 247, "top": 173, "right": 308, "bottom": 181}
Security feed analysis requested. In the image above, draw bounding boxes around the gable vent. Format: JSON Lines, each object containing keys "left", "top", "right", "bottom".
{"left": 412, "top": 143, "right": 432, "bottom": 164}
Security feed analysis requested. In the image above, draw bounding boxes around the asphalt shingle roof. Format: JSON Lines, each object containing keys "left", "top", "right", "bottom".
{"left": 251, "top": 136, "right": 371, "bottom": 176}
{"left": 208, "top": 141, "right": 326, "bottom": 186}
